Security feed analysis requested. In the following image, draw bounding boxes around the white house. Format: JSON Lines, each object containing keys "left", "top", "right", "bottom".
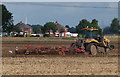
{"left": 66, "top": 32, "right": 72, "bottom": 37}
{"left": 59, "top": 32, "right": 78, "bottom": 37}
{"left": 71, "top": 33, "right": 78, "bottom": 37}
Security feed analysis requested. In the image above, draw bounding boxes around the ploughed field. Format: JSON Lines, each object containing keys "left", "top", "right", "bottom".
{"left": 2, "top": 36, "right": 119, "bottom": 75}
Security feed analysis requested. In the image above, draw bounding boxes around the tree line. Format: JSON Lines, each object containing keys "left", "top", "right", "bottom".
{"left": 1, "top": 4, "right": 120, "bottom": 35}
{"left": 27, "top": 18, "right": 120, "bottom": 35}
{"left": 103, "top": 18, "right": 120, "bottom": 34}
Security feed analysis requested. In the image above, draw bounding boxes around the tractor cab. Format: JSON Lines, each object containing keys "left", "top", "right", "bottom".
{"left": 81, "top": 28, "right": 103, "bottom": 42}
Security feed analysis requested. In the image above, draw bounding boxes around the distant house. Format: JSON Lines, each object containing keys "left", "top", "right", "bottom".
{"left": 31, "top": 34, "right": 43, "bottom": 37}
{"left": 0, "top": 32, "right": 8, "bottom": 37}
{"left": 16, "top": 21, "right": 33, "bottom": 35}
{"left": 55, "top": 21, "right": 78, "bottom": 37}
{"left": 44, "top": 21, "right": 68, "bottom": 37}
{"left": 55, "top": 21, "right": 68, "bottom": 37}
{"left": 44, "top": 21, "right": 78, "bottom": 37}
{"left": 71, "top": 33, "right": 78, "bottom": 37}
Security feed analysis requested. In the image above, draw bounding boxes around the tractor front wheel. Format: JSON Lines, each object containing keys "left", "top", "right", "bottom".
{"left": 104, "top": 48, "right": 111, "bottom": 54}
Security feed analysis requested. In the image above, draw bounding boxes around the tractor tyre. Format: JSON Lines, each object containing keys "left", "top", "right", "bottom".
{"left": 86, "top": 43, "right": 98, "bottom": 55}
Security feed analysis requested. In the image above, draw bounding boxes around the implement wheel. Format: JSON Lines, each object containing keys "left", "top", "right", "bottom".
{"left": 86, "top": 43, "right": 98, "bottom": 55}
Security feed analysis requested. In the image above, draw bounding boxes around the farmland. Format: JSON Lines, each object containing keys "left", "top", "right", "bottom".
{"left": 1, "top": 35, "right": 119, "bottom": 75}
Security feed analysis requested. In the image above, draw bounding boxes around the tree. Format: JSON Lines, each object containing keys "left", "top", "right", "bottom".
{"left": 31, "top": 25, "right": 43, "bottom": 34}
{"left": 103, "top": 26, "right": 110, "bottom": 34}
{"left": 65, "top": 25, "right": 76, "bottom": 33}
{"left": 91, "top": 19, "right": 100, "bottom": 29}
{"left": 91, "top": 19, "right": 98, "bottom": 26}
{"left": 65, "top": 25, "right": 70, "bottom": 29}
{"left": 44, "top": 22, "right": 58, "bottom": 36}
{"left": 1, "top": 5, "right": 14, "bottom": 32}
{"left": 69, "top": 27, "right": 76, "bottom": 33}
{"left": 76, "top": 19, "right": 91, "bottom": 33}
{"left": 76, "top": 19, "right": 101, "bottom": 33}
{"left": 110, "top": 18, "right": 120, "bottom": 34}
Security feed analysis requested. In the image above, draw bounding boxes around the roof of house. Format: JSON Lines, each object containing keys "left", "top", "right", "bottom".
{"left": 16, "top": 21, "right": 32, "bottom": 29}
{"left": 55, "top": 21, "right": 68, "bottom": 31}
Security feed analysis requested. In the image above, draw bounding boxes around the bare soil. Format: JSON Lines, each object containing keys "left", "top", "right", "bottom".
{"left": 1, "top": 37, "right": 119, "bottom": 75}
{"left": 2, "top": 56, "right": 118, "bottom": 75}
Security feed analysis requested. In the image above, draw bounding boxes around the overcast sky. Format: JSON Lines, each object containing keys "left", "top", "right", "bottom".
{"left": 3, "top": 2, "right": 118, "bottom": 28}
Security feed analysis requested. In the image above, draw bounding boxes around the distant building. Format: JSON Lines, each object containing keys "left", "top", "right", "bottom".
{"left": 71, "top": 33, "right": 78, "bottom": 37}
{"left": 44, "top": 21, "right": 78, "bottom": 37}
{"left": 44, "top": 21, "right": 69, "bottom": 37}
{"left": 31, "top": 34, "right": 43, "bottom": 37}
{"left": 16, "top": 21, "right": 33, "bottom": 34}
{"left": 55, "top": 21, "right": 68, "bottom": 37}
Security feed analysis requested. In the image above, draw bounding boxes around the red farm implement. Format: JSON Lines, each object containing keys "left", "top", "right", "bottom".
{"left": 15, "top": 45, "right": 86, "bottom": 55}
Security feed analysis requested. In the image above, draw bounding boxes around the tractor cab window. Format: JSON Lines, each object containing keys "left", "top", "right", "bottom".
{"left": 92, "top": 31, "right": 99, "bottom": 39}
{"left": 82, "top": 31, "right": 92, "bottom": 38}
{"left": 82, "top": 30, "right": 99, "bottom": 39}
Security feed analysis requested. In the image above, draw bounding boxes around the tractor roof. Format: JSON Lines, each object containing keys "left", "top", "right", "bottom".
{"left": 81, "top": 28, "right": 99, "bottom": 31}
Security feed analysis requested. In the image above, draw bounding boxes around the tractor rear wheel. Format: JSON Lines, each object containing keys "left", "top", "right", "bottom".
{"left": 86, "top": 43, "right": 98, "bottom": 55}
